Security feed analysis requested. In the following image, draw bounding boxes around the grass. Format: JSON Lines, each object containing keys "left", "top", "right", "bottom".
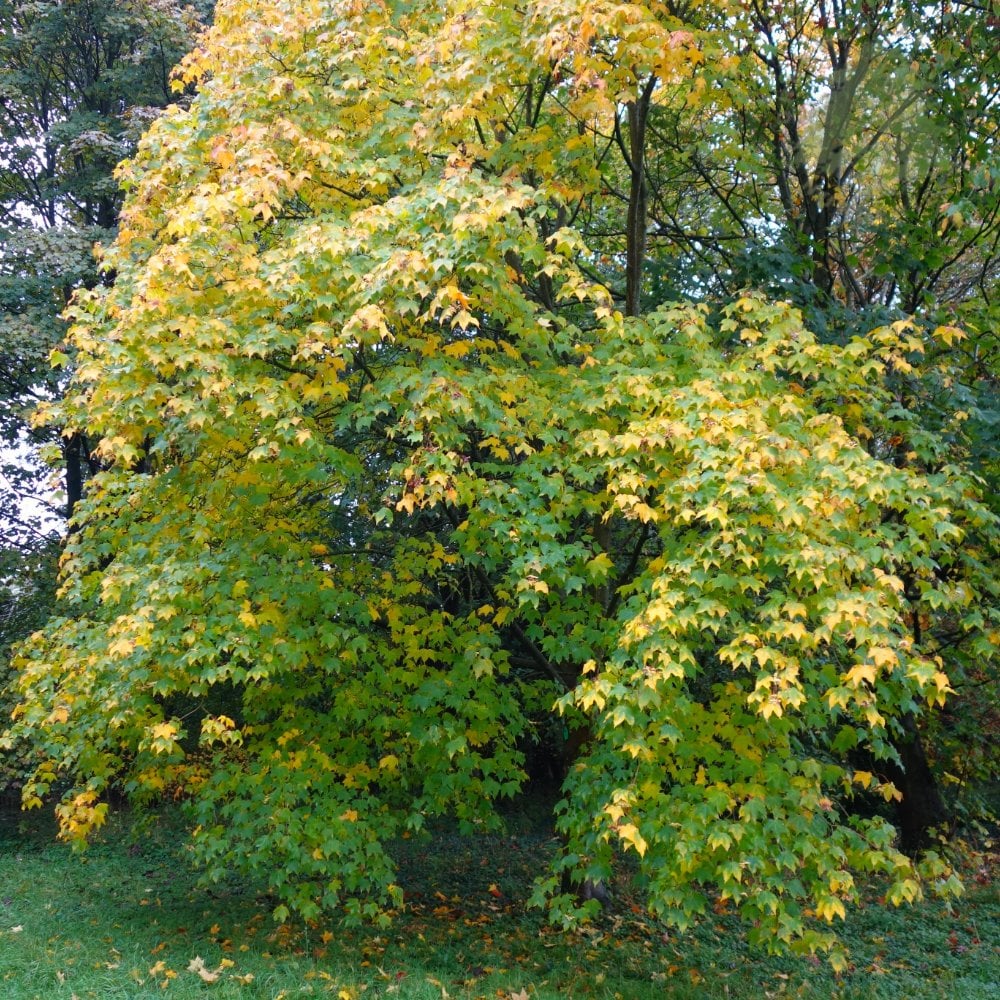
{"left": 0, "top": 801, "right": 997, "bottom": 999}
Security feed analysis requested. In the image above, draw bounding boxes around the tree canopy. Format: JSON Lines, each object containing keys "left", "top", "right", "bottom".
{"left": 0, "top": 0, "right": 209, "bottom": 535}
{"left": 0, "top": 0, "right": 210, "bottom": 799}
{"left": 4, "top": 0, "right": 998, "bottom": 961}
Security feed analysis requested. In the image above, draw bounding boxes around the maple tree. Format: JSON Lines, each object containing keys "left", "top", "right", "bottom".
{"left": 0, "top": 0, "right": 209, "bottom": 797}
{"left": 613, "top": 0, "right": 1000, "bottom": 843}
{"left": 4, "top": 0, "right": 998, "bottom": 959}
{"left": 0, "top": 0, "right": 208, "bottom": 529}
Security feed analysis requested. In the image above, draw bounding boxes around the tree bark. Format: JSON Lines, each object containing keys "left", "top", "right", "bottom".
{"left": 64, "top": 432, "right": 85, "bottom": 522}
{"left": 882, "top": 713, "right": 947, "bottom": 854}
{"left": 623, "top": 76, "right": 657, "bottom": 319}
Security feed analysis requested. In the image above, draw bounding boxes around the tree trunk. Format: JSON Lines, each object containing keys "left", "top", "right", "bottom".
{"left": 64, "top": 432, "right": 85, "bottom": 522}
{"left": 623, "top": 77, "right": 656, "bottom": 319}
{"left": 882, "top": 714, "right": 947, "bottom": 854}
{"left": 556, "top": 724, "right": 612, "bottom": 908}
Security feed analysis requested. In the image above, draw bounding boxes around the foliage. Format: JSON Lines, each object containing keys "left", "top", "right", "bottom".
{"left": 0, "top": 541, "right": 59, "bottom": 793}
{"left": 3, "top": 0, "right": 998, "bottom": 959}
{"left": 0, "top": 0, "right": 209, "bottom": 532}
{"left": 0, "top": 0, "right": 210, "bottom": 797}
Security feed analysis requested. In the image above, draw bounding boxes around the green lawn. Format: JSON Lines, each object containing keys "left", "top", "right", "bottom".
{"left": 0, "top": 803, "right": 996, "bottom": 999}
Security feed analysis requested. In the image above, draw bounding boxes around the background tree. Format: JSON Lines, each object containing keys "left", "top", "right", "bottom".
{"left": 0, "top": 0, "right": 210, "bottom": 530}
{"left": 0, "top": 540, "right": 58, "bottom": 796}
{"left": 609, "top": 0, "right": 1000, "bottom": 843}
{"left": 3, "top": 0, "right": 997, "bottom": 961}
{"left": 0, "top": 0, "right": 210, "bottom": 796}
{"left": 627, "top": 1, "right": 1000, "bottom": 314}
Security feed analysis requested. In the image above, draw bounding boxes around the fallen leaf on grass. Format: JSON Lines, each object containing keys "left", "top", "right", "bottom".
{"left": 510, "top": 990, "right": 530, "bottom": 1000}
{"left": 187, "top": 956, "right": 219, "bottom": 982}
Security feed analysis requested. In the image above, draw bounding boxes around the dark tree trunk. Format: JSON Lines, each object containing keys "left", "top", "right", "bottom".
{"left": 64, "top": 432, "right": 85, "bottom": 522}
{"left": 623, "top": 76, "right": 656, "bottom": 319}
{"left": 556, "top": 724, "right": 612, "bottom": 908}
{"left": 882, "top": 714, "right": 947, "bottom": 854}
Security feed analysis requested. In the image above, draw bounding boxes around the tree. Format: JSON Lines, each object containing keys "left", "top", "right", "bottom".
{"left": 0, "top": 0, "right": 211, "bottom": 800}
{"left": 627, "top": 1, "right": 1000, "bottom": 314}
{"left": 608, "top": 0, "right": 1000, "bottom": 844}
{"left": 4, "top": 0, "right": 998, "bottom": 960}
{"left": 0, "top": 0, "right": 209, "bottom": 531}
{"left": 0, "top": 538, "right": 59, "bottom": 795}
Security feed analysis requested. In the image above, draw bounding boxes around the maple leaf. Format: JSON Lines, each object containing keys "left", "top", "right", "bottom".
{"left": 187, "top": 956, "right": 220, "bottom": 983}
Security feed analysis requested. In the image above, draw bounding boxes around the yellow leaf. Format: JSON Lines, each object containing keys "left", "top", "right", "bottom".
{"left": 617, "top": 822, "right": 648, "bottom": 857}
{"left": 933, "top": 325, "right": 965, "bottom": 346}
{"left": 108, "top": 636, "right": 135, "bottom": 658}
{"left": 828, "top": 950, "right": 849, "bottom": 973}
{"left": 783, "top": 621, "right": 807, "bottom": 641}
{"left": 187, "top": 956, "right": 219, "bottom": 983}
{"left": 605, "top": 801, "right": 625, "bottom": 824}
{"left": 210, "top": 140, "right": 235, "bottom": 169}
{"left": 868, "top": 646, "right": 897, "bottom": 669}
{"left": 844, "top": 663, "right": 877, "bottom": 687}
{"left": 759, "top": 698, "right": 783, "bottom": 720}
{"left": 816, "top": 896, "right": 846, "bottom": 922}
{"left": 879, "top": 781, "right": 902, "bottom": 802}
